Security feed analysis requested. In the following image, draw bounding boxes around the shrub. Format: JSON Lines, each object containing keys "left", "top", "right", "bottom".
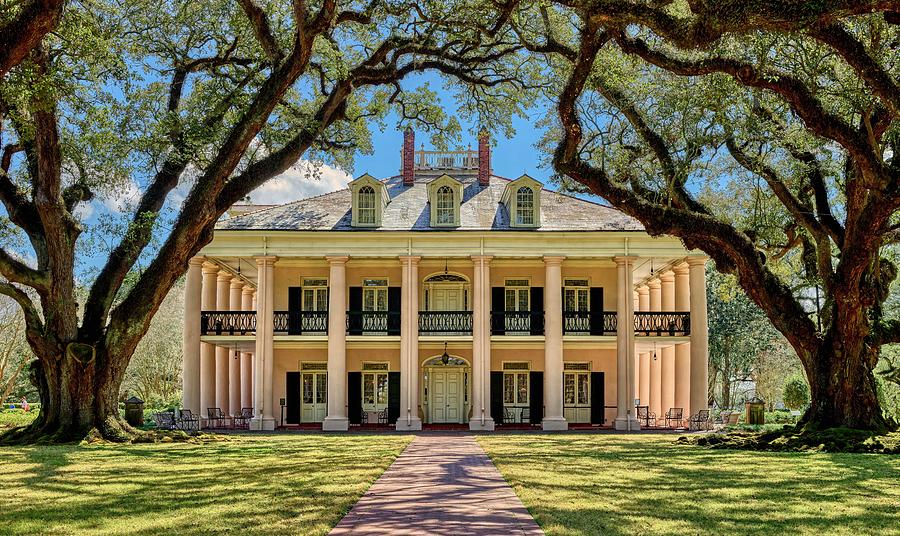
{"left": 783, "top": 376, "right": 810, "bottom": 411}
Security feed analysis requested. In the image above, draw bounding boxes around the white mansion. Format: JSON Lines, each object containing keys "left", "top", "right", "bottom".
{"left": 181, "top": 130, "right": 709, "bottom": 431}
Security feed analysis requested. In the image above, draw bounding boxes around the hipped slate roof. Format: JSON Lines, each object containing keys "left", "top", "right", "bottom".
{"left": 217, "top": 174, "right": 643, "bottom": 232}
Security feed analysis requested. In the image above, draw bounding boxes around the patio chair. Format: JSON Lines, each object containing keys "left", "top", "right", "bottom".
{"left": 377, "top": 407, "right": 389, "bottom": 425}
{"left": 688, "top": 409, "right": 711, "bottom": 431}
{"left": 153, "top": 411, "right": 176, "bottom": 430}
{"left": 177, "top": 409, "right": 199, "bottom": 432}
{"left": 233, "top": 407, "right": 253, "bottom": 429}
{"left": 664, "top": 408, "right": 684, "bottom": 428}
{"left": 520, "top": 407, "right": 530, "bottom": 424}
{"left": 636, "top": 405, "right": 656, "bottom": 427}
{"left": 207, "top": 407, "right": 227, "bottom": 429}
{"left": 503, "top": 406, "right": 518, "bottom": 424}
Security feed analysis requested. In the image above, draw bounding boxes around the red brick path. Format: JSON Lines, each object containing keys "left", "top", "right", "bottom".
{"left": 330, "top": 434, "right": 543, "bottom": 535}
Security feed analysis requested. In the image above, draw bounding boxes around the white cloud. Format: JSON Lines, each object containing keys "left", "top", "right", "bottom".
{"left": 248, "top": 160, "right": 353, "bottom": 205}
{"left": 102, "top": 178, "right": 142, "bottom": 213}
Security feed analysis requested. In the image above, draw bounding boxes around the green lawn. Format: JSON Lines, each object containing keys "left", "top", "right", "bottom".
{"left": 0, "top": 433, "right": 411, "bottom": 535}
{"left": 478, "top": 434, "right": 900, "bottom": 536}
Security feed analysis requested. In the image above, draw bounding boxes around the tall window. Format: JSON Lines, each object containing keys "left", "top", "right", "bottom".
{"left": 358, "top": 185, "right": 376, "bottom": 224}
{"left": 436, "top": 185, "right": 455, "bottom": 225}
{"left": 516, "top": 186, "right": 534, "bottom": 225}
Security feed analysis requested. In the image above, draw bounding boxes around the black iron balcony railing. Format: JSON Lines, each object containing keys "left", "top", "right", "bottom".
{"left": 491, "top": 311, "right": 544, "bottom": 335}
{"left": 273, "top": 311, "right": 328, "bottom": 334}
{"left": 200, "top": 311, "right": 256, "bottom": 335}
{"left": 634, "top": 312, "right": 691, "bottom": 336}
{"left": 562, "top": 311, "right": 618, "bottom": 335}
{"left": 346, "top": 310, "right": 401, "bottom": 335}
{"left": 418, "top": 311, "right": 473, "bottom": 334}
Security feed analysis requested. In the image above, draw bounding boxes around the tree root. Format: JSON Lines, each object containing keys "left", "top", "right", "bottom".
{"left": 678, "top": 426, "right": 900, "bottom": 454}
{"left": 1, "top": 414, "right": 227, "bottom": 445}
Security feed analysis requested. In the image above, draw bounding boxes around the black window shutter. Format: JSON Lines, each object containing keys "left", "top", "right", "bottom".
{"left": 491, "top": 287, "right": 505, "bottom": 335}
{"left": 285, "top": 372, "right": 300, "bottom": 424}
{"left": 529, "top": 371, "right": 544, "bottom": 424}
{"left": 348, "top": 286, "right": 362, "bottom": 335}
{"left": 590, "top": 287, "right": 604, "bottom": 335}
{"left": 530, "top": 286, "right": 544, "bottom": 335}
{"left": 387, "top": 287, "right": 401, "bottom": 335}
{"left": 348, "top": 371, "right": 362, "bottom": 424}
{"left": 490, "top": 371, "right": 504, "bottom": 425}
{"left": 288, "top": 287, "right": 302, "bottom": 335}
{"left": 388, "top": 371, "right": 401, "bottom": 424}
{"left": 591, "top": 371, "right": 605, "bottom": 424}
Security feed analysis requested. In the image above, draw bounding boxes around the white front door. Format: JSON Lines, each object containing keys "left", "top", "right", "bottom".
{"left": 301, "top": 372, "right": 327, "bottom": 422}
{"left": 433, "top": 287, "right": 463, "bottom": 311}
{"left": 430, "top": 370, "right": 463, "bottom": 423}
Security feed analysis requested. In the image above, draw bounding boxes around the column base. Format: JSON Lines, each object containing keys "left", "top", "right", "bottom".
{"left": 614, "top": 416, "right": 641, "bottom": 431}
{"left": 542, "top": 416, "right": 568, "bottom": 431}
{"left": 469, "top": 418, "right": 495, "bottom": 431}
{"left": 249, "top": 417, "right": 276, "bottom": 431}
{"left": 322, "top": 416, "right": 349, "bottom": 432}
{"left": 394, "top": 417, "right": 423, "bottom": 431}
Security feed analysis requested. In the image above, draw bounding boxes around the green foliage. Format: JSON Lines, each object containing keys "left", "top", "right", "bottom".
{"left": 783, "top": 375, "right": 810, "bottom": 411}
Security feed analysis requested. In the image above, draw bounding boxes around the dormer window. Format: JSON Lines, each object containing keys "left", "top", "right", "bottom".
{"left": 516, "top": 186, "right": 534, "bottom": 225}
{"left": 350, "top": 174, "right": 389, "bottom": 227}
{"left": 426, "top": 174, "right": 463, "bottom": 227}
{"left": 502, "top": 174, "right": 542, "bottom": 228}
{"left": 436, "top": 186, "right": 455, "bottom": 225}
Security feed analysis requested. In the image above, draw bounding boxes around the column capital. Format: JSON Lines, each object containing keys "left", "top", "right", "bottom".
{"left": 614, "top": 255, "right": 638, "bottom": 265}
{"left": 217, "top": 269, "right": 233, "bottom": 283}
{"left": 242, "top": 284, "right": 255, "bottom": 296}
{"left": 673, "top": 261, "right": 690, "bottom": 275}
{"left": 470, "top": 254, "right": 494, "bottom": 264}
{"left": 637, "top": 285, "right": 650, "bottom": 295}
{"left": 659, "top": 270, "right": 675, "bottom": 283}
{"left": 325, "top": 255, "right": 349, "bottom": 265}
{"left": 647, "top": 278, "right": 661, "bottom": 289}
{"left": 230, "top": 277, "right": 244, "bottom": 290}
{"left": 542, "top": 255, "right": 566, "bottom": 265}
{"left": 189, "top": 256, "right": 206, "bottom": 267}
{"left": 202, "top": 261, "right": 219, "bottom": 275}
{"left": 685, "top": 256, "right": 708, "bottom": 267}
{"left": 254, "top": 255, "right": 277, "bottom": 267}
{"left": 398, "top": 255, "right": 422, "bottom": 265}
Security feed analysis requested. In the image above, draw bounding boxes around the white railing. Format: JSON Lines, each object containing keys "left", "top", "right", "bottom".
{"left": 407, "top": 149, "right": 479, "bottom": 170}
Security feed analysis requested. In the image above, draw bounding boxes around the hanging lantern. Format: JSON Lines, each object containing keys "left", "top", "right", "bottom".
{"left": 441, "top": 342, "right": 450, "bottom": 365}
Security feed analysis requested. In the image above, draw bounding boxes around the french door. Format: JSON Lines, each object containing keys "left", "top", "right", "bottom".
{"left": 563, "top": 370, "right": 591, "bottom": 423}
{"left": 301, "top": 372, "right": 327, "bottom": 422}
{"left": 504, "top": 280, "right": 530, "bottom": 333}
{"left": 362, "top": 372, "right": 389, "bottom": 413}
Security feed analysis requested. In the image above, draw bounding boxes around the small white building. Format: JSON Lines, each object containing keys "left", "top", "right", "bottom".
{"left": 181, "top": 130, "right": 710, "bottom": 431}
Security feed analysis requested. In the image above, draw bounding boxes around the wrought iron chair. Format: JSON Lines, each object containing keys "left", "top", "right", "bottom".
{"left": 233, "top": 407, "right": 253, "bottom": 429}
{"left": 688, "top": 409, "right": 711, "bottom": 430}
{"left": 207, "top": 407, "right": 227, "bottom": 429}
{"left": 664, "top": 408, "right": 684, "bottom": 428}
{"left": 503, "top": 406, "right": 518, "bottom": 424}
{"left": 636, "top": 405, "right": 656, "bottom": 427}
{"left": 153, "top": 411, "right": 176, "bottom": 430}
{"left": 520, "top": 407, "right": 530, "bottom": 424}
{"left": 377, "top": 407, "right": 389, "bottom": 425}
{"left": 177, "top": 409, "right": 199, "bottom": 431}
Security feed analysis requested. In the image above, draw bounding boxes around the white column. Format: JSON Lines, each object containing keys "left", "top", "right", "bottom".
{"left": 542, "top": 256, "right": 567, "bottom": 430}
{"left": 200, "top": 262, "right": 218, "bottom": 425}
{"left": 637, "top": 286, "right": 650, "bottom": 406}
{"left": 648, "top": 278, "right": 662, "bottom": 420}
{"left": 240, "top": 284, "right": 254, "bottom": 412}
{"left": 470, "top": 255, "right": 495, "bottom": 431}
{"left": 397, "top": 255, "right": 423, "bottom": 431}
{"left": 688, "top": 257, "right": 709, "bottom": 415}
{"left": 660, "top": 270, "right": 676, "bottom": 417}
{"left": 323, "top": 256, "right": 349, "bottom": 431}
{"left": 674, "top": 263, "right": 691, "bottom": 413}
{"left": 251, "top": 256, "right": 276, "bottom": 430}
{"left": 215, "top": 270, "right": 231, "bottom": 414}
{"left": 614, "top": 256, "right": 639, "bottom": 430}
{"left": 228, "top": 278, "right": 243, "bottom": 416}
{"left": 251, "top": 291, "right": 258, "bottom": 411}
{"left": 182, "top": 256, "right": 203, "bottom": 416}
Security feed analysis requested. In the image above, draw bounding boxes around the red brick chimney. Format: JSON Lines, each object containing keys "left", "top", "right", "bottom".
{"left": 478, "top": 129, "right": 490, "bottom": 186}
{"left": 402, "top": 127, "right": 415, "bottom": 186}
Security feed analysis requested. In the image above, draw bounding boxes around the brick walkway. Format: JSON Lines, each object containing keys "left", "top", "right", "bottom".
{"left": 331, "top": 434, "right": 543, "bottom": 535}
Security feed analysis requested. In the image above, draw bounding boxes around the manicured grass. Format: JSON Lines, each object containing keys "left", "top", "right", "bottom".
{"left": 478, "top": 434, "right": 900, "bottom": 536}
{"left": 0, "top": 409, "right": 38, "bottom": 430}
{"left": 0, "top": 433, "right": 411, "bottom": 535}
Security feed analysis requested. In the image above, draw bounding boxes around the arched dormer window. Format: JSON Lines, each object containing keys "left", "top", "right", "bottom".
{"left": 516, "top": 186, "right": 534, "bottom": 225}
{"left": 436, "top": 186, "right": 455, "bottom": 225}
{"left": 358, "top": 186, "right": 376, "bottom": 224}
{"left": 426, "top": 174, "right": 463, "bottom": 227}
{"left": 350, "top": 174, "right": 389, "bottom": 227}
{"left": 502, "top": 174, "right": 542, "bottom": 228}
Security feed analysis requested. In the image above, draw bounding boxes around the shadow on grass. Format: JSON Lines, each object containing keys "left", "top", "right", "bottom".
{"left": 478, "top": 435, "right": 900, "bottom": 536}
{"left": 0, "top": 434, "right": 412, "bottom": 536}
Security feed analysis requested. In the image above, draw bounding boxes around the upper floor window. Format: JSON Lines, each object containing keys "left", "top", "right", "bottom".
{"left": 358, "top": 186, "right": 376, "bottom": 224}
{"left": 436, "top": 186, "right": 455, "bottom": 225}
{"left": 516, "top": 187, "right": 534, "bottom": 225}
